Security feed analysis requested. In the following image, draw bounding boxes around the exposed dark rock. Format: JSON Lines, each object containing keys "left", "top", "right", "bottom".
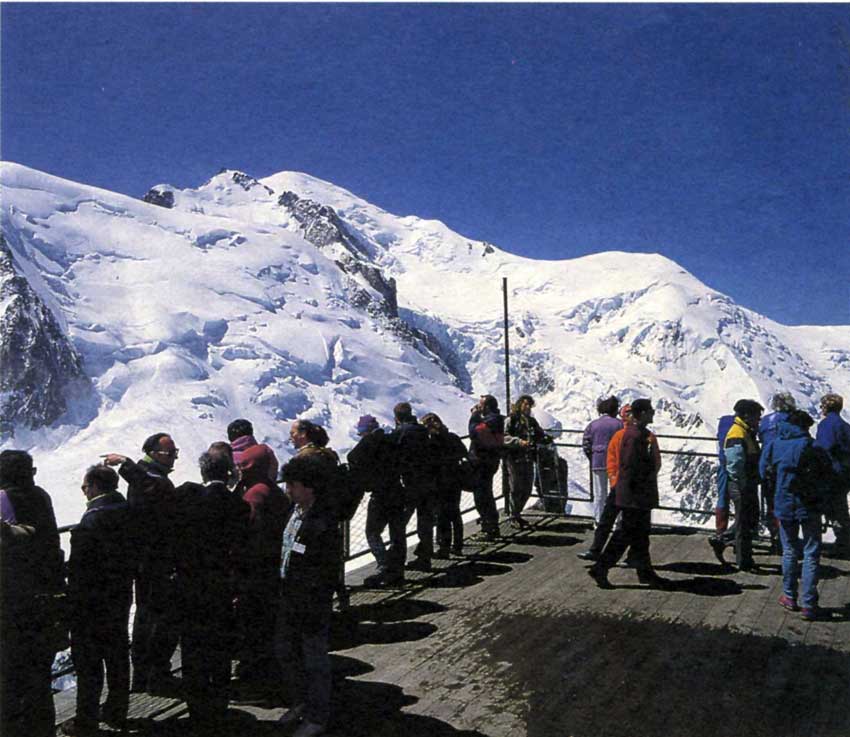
{"left": 0, "top": 233, "right": 90, "bottom": 438}
{"left": 142, "top": 187, "right": 175, "bottom": 209}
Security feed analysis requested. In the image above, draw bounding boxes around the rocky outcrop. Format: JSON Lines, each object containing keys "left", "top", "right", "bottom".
{"left": 142, "top": 187, "right": 175, "bottom": 209}
{"left": 278, "top": 190, "right": 399, "bottom": 317}
{"left": 0, "top": 234, "right": 89, "bottom": 438}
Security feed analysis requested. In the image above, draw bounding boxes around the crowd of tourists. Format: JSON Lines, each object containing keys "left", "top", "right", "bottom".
{"left": 1, "top": 389, "right": 848, "bottom": 737}
{"left": 577, "top": 391, "right": 850, "bottom": 623}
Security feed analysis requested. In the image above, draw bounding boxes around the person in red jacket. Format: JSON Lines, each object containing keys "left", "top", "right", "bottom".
{"left": 588, "top": 399, "right": 666, "bottom": 588}
{"left": 227, "top": 419, "right": 290, "bottom": 683}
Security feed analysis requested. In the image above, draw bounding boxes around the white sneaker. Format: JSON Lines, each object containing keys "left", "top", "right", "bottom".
{"left": 277, "top": 703, "right": 305, "bottom": 726}
{"left": 293, "top": 721, "right": 326, "bottom": 737}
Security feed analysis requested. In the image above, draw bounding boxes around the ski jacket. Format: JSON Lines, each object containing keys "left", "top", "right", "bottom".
{"left": 506, "top": 412, "right": 549, "bottom": 461}
{"left": 724, "top": 416, "right": 760, "bottom": 491}
{"left": 232, "top": 434, "right": 279, "bottom": 483}
{"left": 758, "top": 411, "right": 789, "bottom": 447}
{"left": 582, "top": 415, "right": 624, "bottom": 470}
{"left": 760, "top": 421, "right": 830, "bottom": 521}
{"left": 347, "top": 428, "right": 400, "bottom": 497}
{"left": 607, "top": 428, "right": 661, "bottom": 489}
{"left": 430, "top": 428, "right": 470, "bottom": 491}
{"left": 716, "top": 415, "right": 735, "bottom": 466}
{"left": 468, "top": 410, "right": 505, "bottom": 465}
{"left": 614, "top": 424, "right": 660, "bottom": 510}
{"left": 814, "top": 411, "right": 850, "bottom": 484}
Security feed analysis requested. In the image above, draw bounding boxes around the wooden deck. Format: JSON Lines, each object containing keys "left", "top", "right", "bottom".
{"left": 55, "top": 514, "right": 850, "bottom": 737}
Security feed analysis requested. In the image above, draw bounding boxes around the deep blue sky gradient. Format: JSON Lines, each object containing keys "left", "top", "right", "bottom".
{"left": 2, "top": 3, "right": 849, "bottom": 325}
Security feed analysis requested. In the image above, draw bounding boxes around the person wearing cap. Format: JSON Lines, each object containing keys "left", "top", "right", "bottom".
{"left": 760, "top": 409, "right": 832, "bottom": 620}
{"left": 348, "top": 414, "right": 407, "bottom": 587}
{"left": 582, "top": 396, "right": 624, "bottom": 527}
{"left": 814, "top": 393, "right": 850, "bottom": 557}
{"left": 227, "top": 419, "right": 289, "bottom": 683}
{"left": 758, "top": 393, "right": 797, "bottom": 554}
{"left": 588, "top": 399, "right": 665, "bottom": 587}
{"left": 275, "top": 455, "right": 342, "bottom": 737}
{"left": 709, "top": 399, "right": 764, "bottom": 571}
{"left": 103, "top": 433, "right": 182, "bottom": 693}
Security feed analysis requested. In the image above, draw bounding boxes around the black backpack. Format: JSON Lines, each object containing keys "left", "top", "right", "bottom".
{"left": 332, "top": 462, "right": 365, "bottom": 521}
{"left": 789, "top": 442, "right": 833, "bottom": 506}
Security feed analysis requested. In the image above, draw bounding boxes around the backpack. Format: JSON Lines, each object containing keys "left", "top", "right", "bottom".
{"left": 394, "top": 422, "right": 437, "bottom": 480}
{"left": 789, "top": 442, "right": 834, "bottom": 506}
{"left": 332, "top": 462, "right": 365, "bottom": 521}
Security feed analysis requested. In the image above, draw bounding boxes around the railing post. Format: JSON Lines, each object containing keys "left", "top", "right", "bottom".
{"left": 502, "top": 276, "right": 512, "bottom": 517}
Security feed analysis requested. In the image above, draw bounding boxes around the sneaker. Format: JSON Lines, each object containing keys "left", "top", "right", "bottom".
{"left": 801, "top": 607, "right": 822, "bottom": 621}
{"left": 708, "top": 536, "right": 726, "bottom": 564}
{"left": 406, "top": 558, "right": 432, "bottom": 572}
{"left": 60, "top": 719, "right": 98, "bottom": 737}
{"left": 363, "top": 572, "right": 386, "bottom": 588}
{"left": 277, "top": 703, "right": 306, "bottom": 726}
{"left": 778, "top": 594, "right": 799, "bottom": 612}
{"left": 587, "top": 565, "right": 613, "bottom": 589}
{"left": 293, "top": 721, "right": 326, "bottom": 737}
{"left": 577, "top": 550, "right": 599, "bottom": 561}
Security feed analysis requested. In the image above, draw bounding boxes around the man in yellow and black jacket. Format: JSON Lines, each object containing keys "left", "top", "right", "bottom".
{"left": 710, "top": 399, "right": 764, "bottom": 571}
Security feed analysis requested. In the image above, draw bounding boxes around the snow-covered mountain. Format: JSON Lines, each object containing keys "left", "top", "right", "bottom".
{"left": 2, "top": 162, "right": 849, "bottom": 530}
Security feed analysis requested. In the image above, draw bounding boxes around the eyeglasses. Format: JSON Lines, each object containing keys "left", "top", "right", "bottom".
{"left": 154, "top": 449, "right": 179, "bottom": 458}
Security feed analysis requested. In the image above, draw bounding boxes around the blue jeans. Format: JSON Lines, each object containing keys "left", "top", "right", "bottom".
{"left": 778, "top": 517, "right": 822, "bottom": 609}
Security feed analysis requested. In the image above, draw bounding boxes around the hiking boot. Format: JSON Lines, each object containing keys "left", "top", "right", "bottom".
{"left": 433, "top": 547, "right": 450, "bottom": 560}
{"left": 577, "top": 550, "right": 599, "bottom": 561}
{"left": 801, "top": 607, "right": 822, "bottom": 622}
{"left": 708, "top": 536, "right": 726, "bottom": 564}
{"left": 637, "top": 569, "right": 669, "bottom": 589}
{"left": 406, "top": 558, "right": 432, "bottom": 572}
{"left": 778, "top": 594, "right": 799, "bottom": 612}
{"left": 451, "top": 545, "right": 464, "bottom": 556}
{"left": 60, "top": 718, "right": 98, "bottom": 737}
{"left": 149, "top": 672, "right": 182, "bottom": 696}
{"left": 587, "top": 565, "right": 613, "bottom": 589}
{"left": 293, "top": 721, "right": 326, "bottom": 737}
{"left": 277, "top": 703, "right": 306, "bottom": 726}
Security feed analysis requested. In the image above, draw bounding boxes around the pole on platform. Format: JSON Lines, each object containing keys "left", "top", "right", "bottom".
{"left": 502, "top": 277, "right": 512, "bottom": 517}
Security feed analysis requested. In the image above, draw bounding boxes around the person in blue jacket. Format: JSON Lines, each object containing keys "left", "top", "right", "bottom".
{"left": 814, "top": 393, "right": 850, "bottom": 557}
{"left": 758, "top": 392, "right": 797, "bottom": 554}
{"left": 760, "top": 410, "right": 832, "bottom": 620}
{"left": 713, "top": 414, "right": 735, "bottom": 537}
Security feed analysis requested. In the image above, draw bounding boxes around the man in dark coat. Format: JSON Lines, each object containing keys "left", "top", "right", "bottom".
{"left": 349, "top": 414, "right": 407, "bottom": 587}
{"left": 814, "top": 393, "right": 850, "bottom": 557}
{"left": 588, "top": 399, "right": 665, "bottom": 588}
{"left": 468, "top": 395, "right": 505, "bottom": 540}
{"left": 228, "top": 419, "right": 289, "bottom": 682}
{"left": 422, "top": 412, "right": 470, "bottom": 556}
{"left": 175, "top": 445, "right": 250, "bottom": 729}
{"left": 103, "top": 432, "right": 181, "bottom": 693}
{"left": 389, "top": 403, "right": 439, "bottom": 572}
{"left": 275, "top": 454, "right": 343, "bottom": 737}
{"left": 65, "top": 465, "right": 135, "bottom": 735}
{"left": 0, "top": 450, "right": 65, "bottom": 737}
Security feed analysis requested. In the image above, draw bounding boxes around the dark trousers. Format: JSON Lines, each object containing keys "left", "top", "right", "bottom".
{"left": 0, "top": 615, "right": 56, "bottom": 737}
{"left": 274, "top": 589, "right": 332, "bottom": 727}
{"left": 825, "top": 483, "right": 850, "bottom": 551}
{"left": 436, "top": 486, "right": 463, "bottom": 551}
{"left": 472, "top": 460, "right": 500, "bottom": 532}
{"left": 71, "top": 616, "right": 131, "bottom": 728}
{"left": 718, "top": 482, "right": 759, "bottom": 567}
{"left": 596, "top": 508, "right": 652, "bottom": 573}
{"left": 131, "top": 569, "right": 179, "bottom": 685}
{"left": 507, "top": 459, "right": 535, "bottom": 520}
{"left": 404, "top": 484, "right": 435, "bottom": 562}
{"left": 236, "top": 572, "right": 280, "bottom": 675}
{"left": 589, "top": 487, "right": 620, "bottom": 555}
{"left": 364, "top": 493, "right": 408, "bottom": 575}
{"left": 181, "top": 597, "right": 233, "bottom": 722}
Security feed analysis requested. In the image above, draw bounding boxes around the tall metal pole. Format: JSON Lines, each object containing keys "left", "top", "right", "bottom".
{"left": 502, "top": 277, "right": 512, "bottom": 517}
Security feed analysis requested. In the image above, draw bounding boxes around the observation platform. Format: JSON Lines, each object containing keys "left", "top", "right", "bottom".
{"left": 54, "top": 514, "right": 850, "bottom": 737}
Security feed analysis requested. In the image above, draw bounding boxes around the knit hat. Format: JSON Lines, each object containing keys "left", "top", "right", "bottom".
{"left": 356, "top": 414, "right": 379, "bottom": 435}
{"left": 630, "top": 399, "right": 653, "bottom": 416}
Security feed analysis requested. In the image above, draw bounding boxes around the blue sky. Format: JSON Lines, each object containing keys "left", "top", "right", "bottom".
{"left": 2, "top": 3, "right": 848, "bottom": 325}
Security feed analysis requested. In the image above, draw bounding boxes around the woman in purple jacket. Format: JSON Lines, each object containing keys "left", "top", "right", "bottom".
{"left": 582, "top": 397, "right": 624, "bottom": 525}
